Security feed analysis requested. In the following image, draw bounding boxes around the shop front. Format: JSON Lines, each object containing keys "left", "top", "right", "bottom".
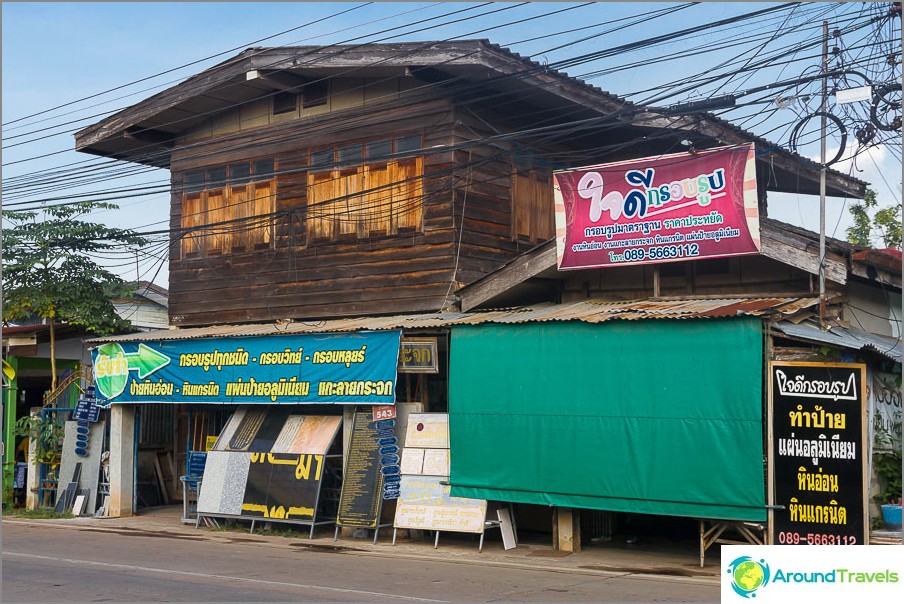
{"left": 447, "top": 317, "right": 769, "bottom": 552}
{"left": 91, "top": 330, "right": 403, "bottom": 519}
{"left": 446, "top": 313, "right": 901, "bottom": 555}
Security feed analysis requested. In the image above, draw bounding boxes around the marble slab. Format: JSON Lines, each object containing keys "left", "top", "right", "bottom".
{"left": 212, "top": 408, "right": 245, "bottom": 452}
{"left": 196, "top": 450, "right": 251, "bottom": 515}
{"left": 288, "top": 415, "right": 342, "bottom": 455}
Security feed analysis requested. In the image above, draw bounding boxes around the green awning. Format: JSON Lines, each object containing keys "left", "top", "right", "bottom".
{"left": 448, "top": 318, "right": 766, "bottom": 521}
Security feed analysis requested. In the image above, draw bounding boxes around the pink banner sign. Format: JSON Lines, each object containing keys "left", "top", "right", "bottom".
{"left": 553, "top": 144, "right": 760, "bottom": 270}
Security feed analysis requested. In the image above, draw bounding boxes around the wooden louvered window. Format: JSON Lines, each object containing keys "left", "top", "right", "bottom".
{"left": 512, "top": 167, "right": 554, "bottom": 243}
{"left": 307, "top": 133, "right": 423, "bottom": 243}
{"left": 180, "top": 159, "right": 275, "bottom": 257}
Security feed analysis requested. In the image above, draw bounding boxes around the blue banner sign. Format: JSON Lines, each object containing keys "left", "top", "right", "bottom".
{"left": 92, "top": 331, "right": 401, "bottom": 405}
{"left": 72, "top": 396, "right": 100, "bottom": 422}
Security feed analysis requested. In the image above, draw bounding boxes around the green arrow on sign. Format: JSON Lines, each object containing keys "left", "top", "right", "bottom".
{"left": 125, "top": 343, "right": 170, "bottom": 379}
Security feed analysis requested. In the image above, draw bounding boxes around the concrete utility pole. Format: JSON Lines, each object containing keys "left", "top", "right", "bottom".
{"left": 818, "top": 20, "right": 828, "bottom": 325}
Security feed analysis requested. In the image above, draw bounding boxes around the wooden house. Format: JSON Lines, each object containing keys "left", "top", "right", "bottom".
{"left": 78, "top": 43, "right": 898, "bottom": 542}
{"left": 109, "top": 281, "right": 169, "bottom": 331}
{"left": 75, "top": 41, "right": 865, "bottom": 328}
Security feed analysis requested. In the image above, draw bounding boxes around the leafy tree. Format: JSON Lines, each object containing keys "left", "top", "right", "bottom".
{"left": 846, "top": 188, "right": 902, "bottom": 250}
{"left": 873, "top": 204, "right": 902, "bottom": 249}
{"left": 2, "top": 201, "right": 148, "bottom": 391}
{"left": 846, "top": 188, "right": 877, "bottom": 247}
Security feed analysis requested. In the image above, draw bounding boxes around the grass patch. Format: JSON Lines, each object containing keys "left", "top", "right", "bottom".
{"left": 3, "top": 507, "right": 74, "bottom": 519}
{"left": 252, "top": 525, "right": 304, "bottom": 538}
{"left": 199, "top": 519, "right": 305, "bottom": 538}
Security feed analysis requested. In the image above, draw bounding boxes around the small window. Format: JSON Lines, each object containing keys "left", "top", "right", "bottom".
{"left": 659, "top": 263, "right": 686, "bottom": 278}
{"left": 206, "top": 167, "right": 227, "bottom": 189}
{"left": 253, "top": 159, "right": 275, "bottom": 180}
{"left": 302, "top": 80, "right": 329, "bottom": 108}
{"left": 272, "top": 91, "right": 298, "bottom": 115}
{"left": 183, "top": 171, "right": 205, "bottom": 193}
{"left": 395, "top": 134, "right": 421, "bottom": 154}
{"left": 695, "top": 258, "right": 731, "bottom": 276}
{"left": 366, "top": 140, "right": 392, "bottom": 163}
{"left": 310, "top": 149, "right": 333, "bottom": 171}
{"left": 229, "top": 162, "right": 251, "bottom": 186}
{"left": 337, "top": 144, "right": 362, "bottom": 166}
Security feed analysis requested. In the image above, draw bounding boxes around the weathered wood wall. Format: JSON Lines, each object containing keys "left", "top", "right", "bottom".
{"left": 166, "top": 91, "right": 537, "bottom": 327}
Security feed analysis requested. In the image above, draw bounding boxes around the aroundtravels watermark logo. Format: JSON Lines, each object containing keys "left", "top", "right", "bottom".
{"left": 726, "top": 556, "right": 771, "bottom": 598}
{"left": 722, "top": 546, "right": 904, "bottom": 602}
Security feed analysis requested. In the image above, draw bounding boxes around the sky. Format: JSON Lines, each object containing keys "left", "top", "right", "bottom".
{"left": 2, "top": 2, "right": 901, "bottom": 290}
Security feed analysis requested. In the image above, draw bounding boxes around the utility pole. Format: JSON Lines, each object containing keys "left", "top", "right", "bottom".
{"left": 818, "top": 20, "right": 828, "bottom": 326}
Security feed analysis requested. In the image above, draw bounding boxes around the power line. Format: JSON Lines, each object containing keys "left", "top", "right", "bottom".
{"left": 1, "top": 3, "right": 896, "bottom": 272}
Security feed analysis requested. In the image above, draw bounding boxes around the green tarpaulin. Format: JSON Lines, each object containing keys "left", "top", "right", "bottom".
{"left": 449, "top": 318, "right": 766, "bottom": 521}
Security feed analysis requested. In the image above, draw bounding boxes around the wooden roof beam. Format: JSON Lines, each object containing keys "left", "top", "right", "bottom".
{"left": 459, "top": 241, "right": 558, "bottom": 311}
{"left": 760, "top": 229, "right": 847, "bottom": 285}
{"left": 245, "top": 69, "right": 308, "bottom": 91}
{"left": 849, "top": 263, "right": 901, "bottom": 289}
{"left": 630, "top": 112, "right": 865, "bottom": 199}
{"left": 459, "top": 224, "right": 852, "bottom": 313}
{"left": 850, "top": 250, "right": 901, "bottom": 289}
{"left": 123, "top": 126, "right": 175, "bottom": 148}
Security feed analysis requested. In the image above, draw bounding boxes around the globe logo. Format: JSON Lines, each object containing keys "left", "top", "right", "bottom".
{"left": 727, "top": 556, "right": 770, "bottom": 598}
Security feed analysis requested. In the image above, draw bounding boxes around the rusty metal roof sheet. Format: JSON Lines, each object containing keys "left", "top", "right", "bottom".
{"left": 87, "top": 296, "right": 819, "bottom": 344}
{"left": 773, "top": 320, "right": 902, "bottom": 363}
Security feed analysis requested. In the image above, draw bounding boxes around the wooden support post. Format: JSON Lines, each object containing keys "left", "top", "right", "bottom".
{"left": 555, "top": 507, "right": 581, "bottom": 553}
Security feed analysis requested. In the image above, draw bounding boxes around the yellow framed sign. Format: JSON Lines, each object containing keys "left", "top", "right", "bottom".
{"left": 399, "top": 337, "right": 438, "bottom": 373}
{"left": 767, "top": 361, "right": 868, "bottom": 545}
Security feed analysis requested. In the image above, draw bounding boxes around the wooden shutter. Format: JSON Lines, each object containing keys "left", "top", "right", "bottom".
{"left": 512, "top": 170, "right": 554, "bottom": 242}
{"left": 230, "top": 185, "right": 251, "bottom": 251}
{"left": 337, "top": 168, "right": 365, "bottom": 238}
{"left": 365, "top": 164, "right": 392, "bottom": 236}
{"left": 206, "top": 190, "right": 227, "bottom": 253}
{"left": 512, "top": 172, "right": 533, "bottom": 241}
{"left": 181, "top": 193, "right": 203, "bottom": 256}
{"left": 392, "top": 157, "right": 423, "bottom": 232}
{"left": 251, "top": 182, "right": 274, "bottom": 247}
{"left": 308, "top": 171, "right": 337, "bottom": 241}
{"left": 534, "top": 172, "right": 554, "bottom": 241}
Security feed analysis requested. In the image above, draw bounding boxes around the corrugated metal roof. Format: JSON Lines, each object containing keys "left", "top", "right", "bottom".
{"left": 87, "top": 296, "right": 818, "bottom": 344}
{"left": 772, "top": 320, "right": 902, "bottom": 363}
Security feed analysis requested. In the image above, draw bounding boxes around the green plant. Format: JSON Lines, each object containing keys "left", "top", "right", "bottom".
{"left": 13, "top": 415, "right": 64, "bottom": 465}
{"left": 873, "top": 449, "right": 903, "bottom": 506}
{"left": 846, "top": 187, "right": 903, "bottom": 250}
{"left": 3, "top": 507, "right": 73, "bottom": 519}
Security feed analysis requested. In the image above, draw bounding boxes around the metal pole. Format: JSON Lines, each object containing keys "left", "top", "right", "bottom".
{"left": 892, "top": 11, "right": 904, "bottom": 545}
{"left": 818, "top": 20, "right": 828, "bottom": 325}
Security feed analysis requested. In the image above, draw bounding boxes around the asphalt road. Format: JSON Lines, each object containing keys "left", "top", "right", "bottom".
{"left": 1, "top": 522, "right": 719, "bottom": 602}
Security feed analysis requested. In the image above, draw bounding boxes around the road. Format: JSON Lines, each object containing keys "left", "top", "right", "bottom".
{"left": 1, "top": 522, "right": 719, "bottom": 602}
